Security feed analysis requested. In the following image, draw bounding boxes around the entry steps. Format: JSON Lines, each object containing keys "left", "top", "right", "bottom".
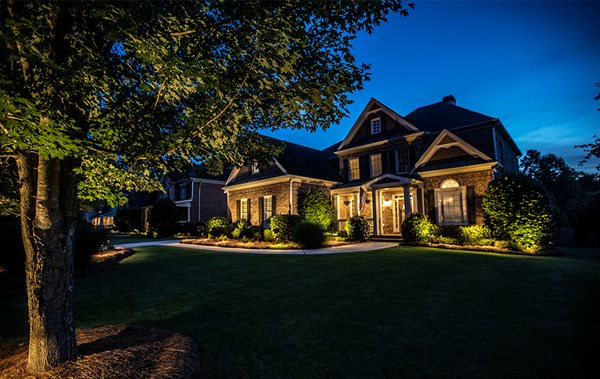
{"left": 369, "top": 235, "right": 403, "bottom": 243}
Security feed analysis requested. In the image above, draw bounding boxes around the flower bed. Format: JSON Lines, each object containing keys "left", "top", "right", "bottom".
{"left": 180, "top": 238, "right": 351, "bottom": 250}
{"left": 403, "top": 241, "right": 561, "bottom": 256}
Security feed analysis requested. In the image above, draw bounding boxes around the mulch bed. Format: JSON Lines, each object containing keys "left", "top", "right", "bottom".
{"left": 404, "top": 242, "right": 562, "bottom": 256}
{"left": 0, "top": 325, "right": 202, "bottom": 378}
{"left": 180, "top": 238, "right": 351, "bottom": 250}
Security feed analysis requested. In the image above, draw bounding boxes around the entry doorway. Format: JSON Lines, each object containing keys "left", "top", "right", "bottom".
{"left": 392, "top": 194, "right": 404, "bottom": 234}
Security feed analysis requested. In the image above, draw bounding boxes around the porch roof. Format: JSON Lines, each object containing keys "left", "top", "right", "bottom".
{"left": 332, "top": 174, "right": 422, "bottom": 192}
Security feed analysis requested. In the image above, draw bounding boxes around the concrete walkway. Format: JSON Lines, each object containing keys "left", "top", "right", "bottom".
{"left": 115, "top": 240, "right": 398, "bottom": 255}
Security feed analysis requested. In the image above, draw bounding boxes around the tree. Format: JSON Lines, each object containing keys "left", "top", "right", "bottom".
{"left": 575, "top": 83, "right": 600, "bottom": 170}
{"left": 0, "top": 1, "right": 412, "bottom": 371}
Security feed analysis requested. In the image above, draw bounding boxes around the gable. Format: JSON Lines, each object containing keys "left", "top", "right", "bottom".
{"left": 338, "top": 98, "right": 419, "bottom": 150}
{"left": 413, "top": 129, "right": 492, "bottom": 171}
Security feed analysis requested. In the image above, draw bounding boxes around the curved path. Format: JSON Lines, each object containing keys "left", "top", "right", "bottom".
{"left": 115, "top": 240, "right": 397, "bottom": 255}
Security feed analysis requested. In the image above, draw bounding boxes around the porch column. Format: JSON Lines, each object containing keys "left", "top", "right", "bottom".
{"left": 371, "top": 189, "right": 378, "bottom": 236}
{"left": 420, "top": 186, "right": 425, "bottom": 216}
{"left": 403, "top": 185, "right": 412, "bottom": 218}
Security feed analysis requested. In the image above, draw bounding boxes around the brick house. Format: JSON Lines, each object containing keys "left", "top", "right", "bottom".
{"left": 167, "top": 168, "right": 230, "bottom": 224}
{"left": 225, "top": 95, "right": 520, "bottom": 236}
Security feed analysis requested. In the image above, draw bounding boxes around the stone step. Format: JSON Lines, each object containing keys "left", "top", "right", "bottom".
{"left": 369, "top": 235, "right": 403, "bottom": 243}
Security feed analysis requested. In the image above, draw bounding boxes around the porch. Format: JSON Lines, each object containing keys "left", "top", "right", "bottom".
{"left": 332, "top": 175, "right": 425, "bottom": 237}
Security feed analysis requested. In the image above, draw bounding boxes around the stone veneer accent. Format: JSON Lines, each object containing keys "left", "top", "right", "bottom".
{"left": 421, "top": 169, "right": 493, "bottom": 225}
{"left": 227, "top": 180, "right": 332, "bottom": 226}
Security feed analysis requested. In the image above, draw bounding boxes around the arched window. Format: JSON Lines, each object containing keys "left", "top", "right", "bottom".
{"left": 435, "top": 179, "right": 467, "bottom": 224}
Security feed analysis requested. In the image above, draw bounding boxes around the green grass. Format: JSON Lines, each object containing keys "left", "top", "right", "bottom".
{"left": 1, "top": 246, "right": 599, "bottom": 378}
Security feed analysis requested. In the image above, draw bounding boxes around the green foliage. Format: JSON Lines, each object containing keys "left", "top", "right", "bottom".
{"left": 337, "top": 230, "right": 348, "bottom": 239}
{"left": 401, "top": 213, "right": 435, "bottom": 243}
{"left": 483, "top": 173, "right": 554, "bottom": 252}
{"left": 74, "top": 222, "right": 108, "bottom": 268}
{"left": 292, "top": 221, "right": 325, "bottom": 249}
{"left": 148, "top": 199, "right": 178, "bottom": 237}
{"left": 270, "top": 214, "right": 302, "bottom": 242}
{"left": 345, "top": 215, "right": 370, "bottom": 242}
{"left": 263, "top": 228, "right": 276, "bottom": 242}
{"left": 457, "top": 225, "right": 491, "bottom": 246}
{"left": 0, "top": 160, "right": 19, "bottom": 217}
{"left": 206, "top": 216, "right": 229, "bottom": 238}
{"left": 231, "top": 220, "right": 254, "bottom": 240}
{"left": 297, "top": 189, "right": 335, "bottom": 231}
{"left": 209, "top": 226, "right": 228, "bottom": 239}
{"left": 114, "top": 208, "right": 143, "bottom": 233}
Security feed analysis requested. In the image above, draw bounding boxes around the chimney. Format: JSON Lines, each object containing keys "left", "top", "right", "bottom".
{"left": 442, "top": 95, "right": 456, "bottom": 105}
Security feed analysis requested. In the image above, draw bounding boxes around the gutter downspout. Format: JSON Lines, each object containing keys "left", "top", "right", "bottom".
{"left": 289, "top": 178, "right": 294, "bottom": 214}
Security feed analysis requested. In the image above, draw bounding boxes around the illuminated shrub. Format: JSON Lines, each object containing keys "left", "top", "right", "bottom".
{"left": 337, "top": 230, "right": 348, "bottom": 239}
{"left": 206, "top": 216, "right": 229, "bottom": 238}
{"left": 263, "top": 228, "right": 276, "bottom": 242}
{"left": 231, "top": 220, "right": 254, "bottom": 240}
{"left": 458, "top": 225, "right": 491, "bottom": 245}
{"left": 401, "top": 213, "right": 435, "bottom": 243}
{"left": 298, "top": 189, "right": 336, "bottom": 231}
{"left": 483, "top": 173, "right": 553, "bottom": 253}
{"left": 270, "top": 214, "right": 301, "bottom": 242}
{"left": 345, "top": 215, "right": 370, "bottom": 242}
{"left": 292, "top": 221, "right": 325, "bottom": 249}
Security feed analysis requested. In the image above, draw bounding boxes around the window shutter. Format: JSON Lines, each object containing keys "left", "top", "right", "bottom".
{"left": 360, "top": 156, "right": 369, "bottom": 180}
{"left": 381, "top": 151, "right": 389, "bottom": 174}
{"left": 272, "top": 195, "right": 277, "bottom": 216}
{"left": 247, "top": 198, "right": 251, "bottom": 224}
{"left": 236, "top": 200, "right": 241, "bottom": 221}
{"left": 259, "top": 197, "right": 264, "bottom": 225}
{"left": 467, "top": 186, "right": 476, "bottom": 224}
{"left": 434, "top": 189, "right": 441, "bottom": 223}
{"left": 460, "top": 186, "right": 468, "bottom": 224}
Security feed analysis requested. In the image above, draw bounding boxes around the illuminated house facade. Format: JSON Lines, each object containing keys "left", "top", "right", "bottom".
{"left": 224, "top": 96, "right": 520, "bottom": 236}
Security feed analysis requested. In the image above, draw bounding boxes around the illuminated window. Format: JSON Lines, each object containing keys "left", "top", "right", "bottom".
{"left": 371, "top": 118, "right": 381, "bottom": 134}
{"left": 370, "top": 154, "right": 382, "bottom": 177}
{"left": 240, "top": 198, "right": 249, "bottom": 221}
{"left": 349, "top": 157, "right": 360, "bottom": 181}
{"left": 263, "top": 195, "right": 273, "bottom": 221}
{"left": 435, "top": 179, "right": 467, "bottom": 225}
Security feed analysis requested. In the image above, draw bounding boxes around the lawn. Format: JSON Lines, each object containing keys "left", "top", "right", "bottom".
{"left": 104, "top": 233, "right": 182, "bottom": 245}
{"left": 1, "top": 246, "right": 598, "bottom": 377}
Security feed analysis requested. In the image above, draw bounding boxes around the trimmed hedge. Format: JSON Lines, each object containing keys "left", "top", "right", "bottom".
{"left": 292, "top": 221, "right": 325, "bottom": 249}
{"left": 270, "top": 214, "right": 301, "bottom": 242}
{"left": 345, "top": 215, "right": 370, "bottom": 242}
{"left": 297, "top": 189, "right": 336, "bottom": 231}
{"left": 401, "top": 214, "right": 435, "bottom": 243}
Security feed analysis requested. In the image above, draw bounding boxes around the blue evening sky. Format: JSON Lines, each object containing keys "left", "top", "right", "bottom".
{"left": 264, "top": 1, "right": 600, "bottom": 171}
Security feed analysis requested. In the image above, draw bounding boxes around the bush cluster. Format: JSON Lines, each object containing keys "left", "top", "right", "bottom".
{"left": 345, "top": 215, "right": 370, "bottom": 242}
{"left": 270, "top": 214, "right": 301, "bottom": 242}
{"left": 297, "top": 189, "right": 336, "bottom": 231}
{"left": 205, "top": 216, "right": 229, "bottom": 238}
{"left": 292, "top": 221, "right": 325, "bottom": 249}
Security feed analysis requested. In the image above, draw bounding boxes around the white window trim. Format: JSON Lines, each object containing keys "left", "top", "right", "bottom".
{"left": 370, "top": 153, "right": 382, "bottom": 178}
{"left": 349, "top": 157, "right": 360, "bottom": 181}
{"left": 371, "top": 117, "right": 381, "bottom": 135}
{"left": 434, "top": 180, "right": 468, "bottom": 225}
{"left": 240, "top": 198, "right": 249, "bottom": 221}
{"left": 263, "top": 195, "right": 273, "bottom": 221}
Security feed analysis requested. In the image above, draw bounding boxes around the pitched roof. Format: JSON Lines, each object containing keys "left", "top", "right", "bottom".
{"left": 226, "top": 136, "right": 342, "bottom": 186}
{"left": 171, "top": 165, "right": 230, "bottom": 182}
{"left": 404, "top": 101, "right": 496, "bottom": 132}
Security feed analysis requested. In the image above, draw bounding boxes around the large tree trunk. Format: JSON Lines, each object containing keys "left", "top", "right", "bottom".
{"left": 16, "top": 153, "right": 80, "bottom": 372}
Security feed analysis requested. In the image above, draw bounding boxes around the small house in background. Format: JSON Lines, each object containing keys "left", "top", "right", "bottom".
{"left": 166, "top": 167, "right": 230, "bottom": 224}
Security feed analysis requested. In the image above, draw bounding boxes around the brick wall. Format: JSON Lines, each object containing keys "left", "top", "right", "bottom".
{"left": 199, "top": 182, "right": 227, "bottom": 222}
{"left": 227, "top": 180, "right": 332, "bottom": 226}
{"left": 422, "top": 169, "right": 493, "bottom": 225}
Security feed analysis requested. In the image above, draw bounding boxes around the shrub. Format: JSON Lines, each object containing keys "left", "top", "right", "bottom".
{"left": 345, "top": 215, "right": 370, "bottom": 242}
{"left": 270, "top": 214, "right": 301, "bottom": 242}
{"left": 483, "top": 173, "right": 553, "bottom": 252}
{"left": 75, "top": 222, "right": 108, "bottom": 268}
{"left": 206, "top": 216, "right": 229, "bottom": 238}
{"left": 263, "top": 228, "right": 276, "bottom": 242}
{"left": 458, "top": 225, "right": 491, "bottom": 245}
{"left": 148, "top": 199, "right": 178, "bottom": 237}
{"left": 298, "top": 189, "right": 336, "bottom": 231}
{"left": 336, "top": 230, "right": 348, "bottom": 239}
{"left": 435, "top": 224, "right": 461, "bottom": 240}
{"left": 401, "top": 213, "right": 435, "bottom": 243}
{"left": 114, "top": 208, "right": 143, "bottom": 232}
{"left": 430, "top": 235, "right": 459, "bottom": 245}
{"left": 292, "top": 221, "right": 326, "bottom": 249}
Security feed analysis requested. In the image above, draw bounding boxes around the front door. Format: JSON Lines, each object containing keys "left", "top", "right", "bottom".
{"left": 392, "top": 194, "right": 403, "bottom": 234}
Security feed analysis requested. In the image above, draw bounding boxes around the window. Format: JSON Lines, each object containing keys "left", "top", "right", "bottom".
{"left": 240, "top": 198, "right": 249, "bottom": 221}
{"left": 177, "top": 206, "right": 190, "bottom": 223}
{"left": 397, "top": 146, "right": 410, "bottom": 172}
{"left": 371, "top": 118, "right": 381, "bottom": 134}
{"left": 176, "top": 182, "right": 190, "bottom": 200}
{"left": 263, "top": 195, "right": 273, "bottom": 222}
{"left": 349, "top": 157, "right": 360, "bottom": 181}
{"left": 370, "top": 154, "right": 382, "bottom": 177}
{"left": 251, "top": 162, "right": 259, "bottom": 175}
{"left": 435, "top": 179, "right": 467, "bottom": 224}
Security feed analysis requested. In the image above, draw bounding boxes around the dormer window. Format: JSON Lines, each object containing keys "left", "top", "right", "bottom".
{"left": 251, "top": 162, "right": 259, "bottom": 175}
{"left": 371, "top": 118, "right": 381, "bottom": 135}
